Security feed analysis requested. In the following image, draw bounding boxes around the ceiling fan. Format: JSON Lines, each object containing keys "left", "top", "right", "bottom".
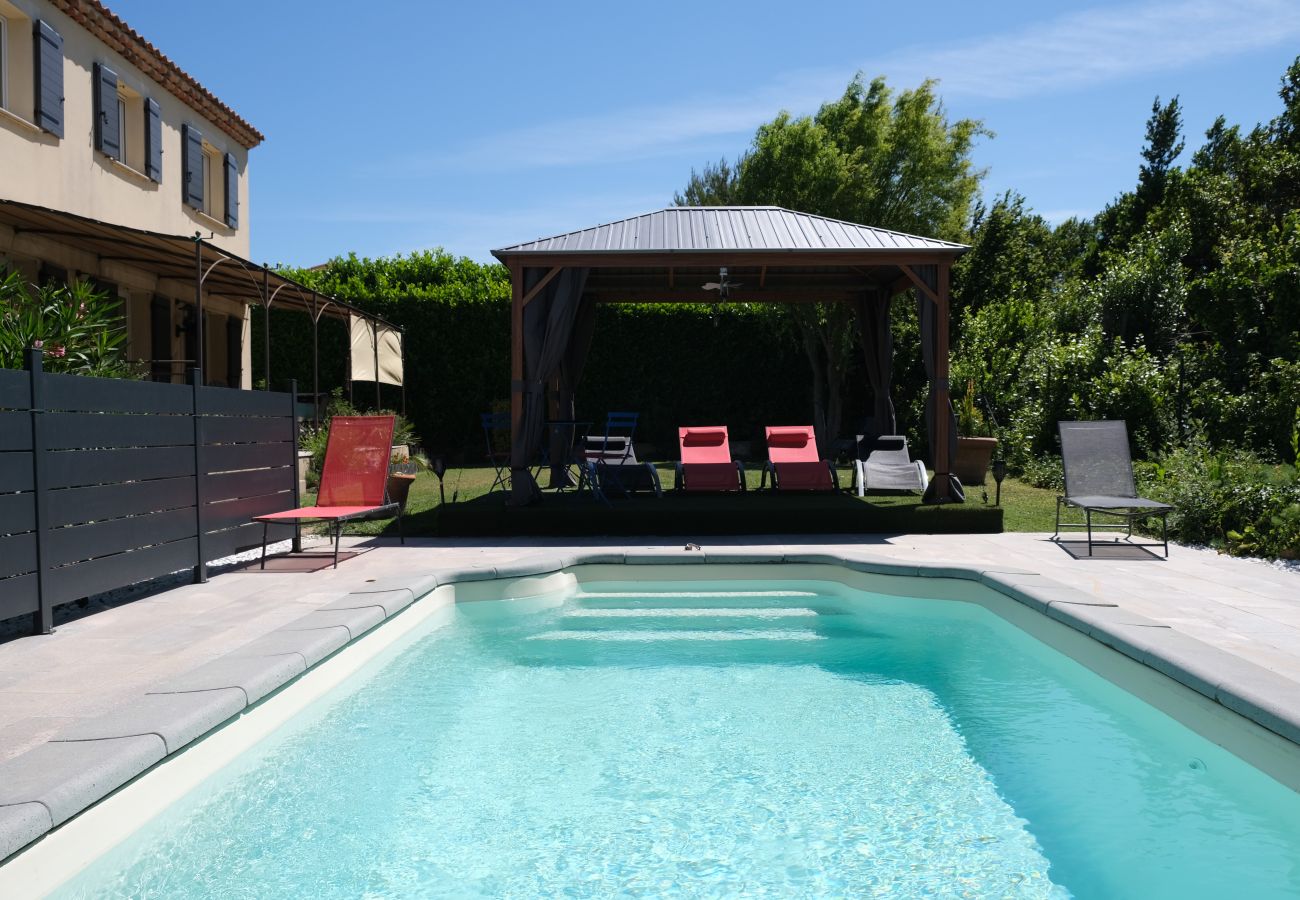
{"left": 701, "top": 267, "right": 742, "bottom": 301}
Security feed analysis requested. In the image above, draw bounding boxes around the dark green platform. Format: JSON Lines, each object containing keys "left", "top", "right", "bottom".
{"left": 425, "top": 490, "right": 1003, "bottom": 537}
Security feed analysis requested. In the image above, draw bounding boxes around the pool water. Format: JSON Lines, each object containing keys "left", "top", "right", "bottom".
{"left": 60, "top": 580, "right": 1300, "bottom": 898}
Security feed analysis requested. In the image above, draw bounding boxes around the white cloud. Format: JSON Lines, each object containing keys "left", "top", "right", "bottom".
{"left": 887, "top": 0, "right": 1300, "bottom": 101}
{"left": 397, "top": 0, "right": 1300, "bottom": 174}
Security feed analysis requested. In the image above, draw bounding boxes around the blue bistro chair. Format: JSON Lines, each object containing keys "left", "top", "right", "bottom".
{"left": 480, "top": 412, "right": 511, "bottom": 493}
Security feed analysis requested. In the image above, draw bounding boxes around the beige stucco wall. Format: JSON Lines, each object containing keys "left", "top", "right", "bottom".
{"left": 0, "top": 0, "right": 251, "bottom": 257}
{"left": 0, "top": 0, "right": 255, "bottom": 387}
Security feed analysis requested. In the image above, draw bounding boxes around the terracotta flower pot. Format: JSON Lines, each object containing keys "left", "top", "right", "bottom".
{"left": 387, "top": 472, "right": 417, "bottom": 512}
{"left": 954, "top": 436, "right": 998, "bottom": 486}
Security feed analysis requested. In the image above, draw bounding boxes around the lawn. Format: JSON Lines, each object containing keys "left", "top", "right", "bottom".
{"left": 331, "top": 466, "right": 1061, "bottom": 538}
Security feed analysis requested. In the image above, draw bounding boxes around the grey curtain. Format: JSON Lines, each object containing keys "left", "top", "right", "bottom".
{"left": 510, "top": 267, "right": 590, "bottom": 504}
{"left": 547, "top": 296, "right": 599, "bottom": 487}
{"left": 914, "top": 265, "right": 964, "bottom": 504}
{"left": 855, "top": 290, "right": 896, "bottom": 435}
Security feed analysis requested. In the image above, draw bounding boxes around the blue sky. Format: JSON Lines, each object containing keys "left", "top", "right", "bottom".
{"left": 110, "top": 0, "right": 1300, "bottom": 265}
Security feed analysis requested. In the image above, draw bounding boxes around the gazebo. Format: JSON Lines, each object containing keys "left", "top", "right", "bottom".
{"left": 491, "top": 207, "right": 968, "bottom": 506}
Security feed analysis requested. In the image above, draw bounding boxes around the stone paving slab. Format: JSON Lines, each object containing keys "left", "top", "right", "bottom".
{"left": 280, "top": 607, "right": 386, "bottom": 640}
{"left": 227, "top": 627, "right": 351, "bottom": 668}
{"left": 0, "top": 735, "right": 165, "bottom": 826}
{"left": 0, "top": 804, "right": 49, "bottom": 862}
{"left": 320, "top": 590, "right": 416, "bottom": 617}
{"left": 148, "top": 654, "right": 306, "bottom": 706}
{"left": 55, "top": 689, "right": 247, "bottom": 755}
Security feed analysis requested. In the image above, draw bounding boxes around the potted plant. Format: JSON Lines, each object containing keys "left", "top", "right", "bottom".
{"left": 387, "top": 452, "right": 427, "bottom": 512}
{"left": 954, "top": 380, "right": 998, "bottom": 486}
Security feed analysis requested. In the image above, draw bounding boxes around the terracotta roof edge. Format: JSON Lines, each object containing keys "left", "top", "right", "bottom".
{"left": 51, "top": 0, "right": 264, "bottom": 149}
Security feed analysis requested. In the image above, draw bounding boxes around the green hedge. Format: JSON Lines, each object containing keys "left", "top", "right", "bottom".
{"left": 253, "top": 294, "right": 875, "bottom": 462}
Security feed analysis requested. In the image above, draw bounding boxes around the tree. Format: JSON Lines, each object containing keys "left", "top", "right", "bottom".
{"left": 1092, "top": 96, "right": 1184, "bottom": 272}
{"left": 677, "top": 74, "right": 987, "bottom": 447}
{"left": 674, "top": 157, "right": 744, "bottom": 207}
{"left": 1137, "top": 96, "right": 1184, "bottom": 216}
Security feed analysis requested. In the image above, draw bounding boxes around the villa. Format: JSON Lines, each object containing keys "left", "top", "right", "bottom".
{"left": 0, "top": 0, "right": 260, "bottom": 386}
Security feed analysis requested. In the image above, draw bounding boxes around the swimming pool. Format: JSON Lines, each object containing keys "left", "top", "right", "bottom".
{"left": 40, "top": 573, "right": 1300, "bottom": 897}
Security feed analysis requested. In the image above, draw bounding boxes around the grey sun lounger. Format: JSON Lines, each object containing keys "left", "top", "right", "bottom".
{"left": 853, "top": 435, "right": 929, "bottom": 496}
{"left": 1054, "top": 420, "right": 1172, "bottom": 557}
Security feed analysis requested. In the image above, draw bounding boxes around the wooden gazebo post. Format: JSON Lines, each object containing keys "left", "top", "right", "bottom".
{"left": 933, "top": 261, "right": 953, "bottom": 502}
{"left": 509, "top": 262, "right": 524, "bottom": 488}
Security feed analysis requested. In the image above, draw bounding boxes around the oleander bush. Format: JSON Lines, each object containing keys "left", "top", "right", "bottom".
{"left": 0, "top": 270, "right": 137, "bottom": 378}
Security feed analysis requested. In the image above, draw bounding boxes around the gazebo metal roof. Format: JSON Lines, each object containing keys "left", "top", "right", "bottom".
{"left": 493, "top": 207, "right": 967, "bottom": 257}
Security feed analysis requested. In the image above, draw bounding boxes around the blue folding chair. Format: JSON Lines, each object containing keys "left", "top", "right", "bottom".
{"left": 480, "top": 412, "right": 511, "bottom": 493}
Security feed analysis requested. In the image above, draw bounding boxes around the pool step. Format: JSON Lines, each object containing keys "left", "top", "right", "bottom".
{"left": 527, "top": 628, "right": 825, "bottom": 642}
{"left": 564, "top": 607, "right": 820, "bottom": 619}
{"left": 573, "top": 590, "right": 823, "bottom": 612}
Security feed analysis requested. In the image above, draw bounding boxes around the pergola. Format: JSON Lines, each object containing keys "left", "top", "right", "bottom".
{"left": 0, "top": 198, "right": 402, "bottom": 418}
{"left": 492, "top": 206, "right": 969, "bottom": 506}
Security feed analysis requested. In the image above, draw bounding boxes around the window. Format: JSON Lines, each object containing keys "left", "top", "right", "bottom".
{"left": 201, "top": 149, "right": 214, "bottom": 215}
{"left": 0, "top": 4, "right": 41, "bottom": 126}
{"left": 116, "top": 96, "right": 127, "bottom": 162}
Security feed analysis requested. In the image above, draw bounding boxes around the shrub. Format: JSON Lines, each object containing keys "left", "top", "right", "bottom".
{"left": 1019, "top": 455, "right": 1064, "bottom": 492}
{"left": 0, "top": 271, "right": 137, "bottom": 378}
{"left": 298, "top": 390, "right": 421, "bottom": 485}
{"left": 1140, "top": 443, "right": 1300, "bottom": 558}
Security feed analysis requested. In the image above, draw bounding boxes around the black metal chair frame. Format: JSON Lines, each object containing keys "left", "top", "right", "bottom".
{"left": 260, "top": 501, "right": 403, "bottom": 570}
{"left": 481, "top": 412, "right": 512, "bottom": 493}
{"left": 541, "top": 419, "right": 593, "bottom": 494}
{"left": 759, "top": 459, "right": 841, "bottom": 492}
{"left": 1053, "top": 498, "right": 1169, "bottom": 557}
{"left": 1052, "top": 420, "right": 1172, "bottom": 558}
{"left": 674, "top": 460, "right": 747, "bottom": 492}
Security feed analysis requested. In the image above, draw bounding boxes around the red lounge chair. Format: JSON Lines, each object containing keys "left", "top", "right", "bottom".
{"left": 254, "top": 415, "right": 403, "bottom": 568}
{"left": 675, "top": 426, "right": 745, "bottom": 492}
{"left": 761, "top": 426, "right": 838, "bottom": 491}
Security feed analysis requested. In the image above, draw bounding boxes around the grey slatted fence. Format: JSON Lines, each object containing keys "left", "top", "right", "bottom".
{"left": 0, "top": 350, "right": 299, "bottom": 635}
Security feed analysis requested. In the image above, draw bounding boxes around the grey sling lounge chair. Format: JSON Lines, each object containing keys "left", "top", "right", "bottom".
{"left": 1054, "top": 420, "right": 1171, "bottom": 557}
{"left": 853, "top": 434, "right": 929, "bottom": 496}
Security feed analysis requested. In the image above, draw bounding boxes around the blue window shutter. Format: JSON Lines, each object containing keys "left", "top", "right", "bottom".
{"left": 182, "top": 124, "right": 203, "bottom": 209}
{"left": 32, "top": 21, "right": 64, "bottom": 137}
{"left": 144, "top": 99, "right": 162, "bottom": 181}
{"left": 93, "top": 62, "right": 120, "bottom": 159}
{"left": 223, "top": 153, "right": 238, "bottom": 228}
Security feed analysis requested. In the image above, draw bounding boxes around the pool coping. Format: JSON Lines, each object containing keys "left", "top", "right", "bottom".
{"left": 2, "top": 549, "right": 1299, "bottom": 863}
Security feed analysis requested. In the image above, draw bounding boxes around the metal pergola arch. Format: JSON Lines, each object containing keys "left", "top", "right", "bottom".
{"left": 492, "top": 206, "right": 969, "bottom": 505}
{"left": 0, "top": 198, "right": 403, "bottom": 421}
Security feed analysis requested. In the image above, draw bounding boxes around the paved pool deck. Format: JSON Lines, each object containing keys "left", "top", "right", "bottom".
{"left": 1, "top": 531, "right": 1298, "bottom": 860}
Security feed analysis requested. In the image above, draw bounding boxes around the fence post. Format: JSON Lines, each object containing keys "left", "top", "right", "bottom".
{"left": 189, "top": 368, "right": 207, "bottom": 584}
{"left": 25, "top": 349, "right": 52, "bottom": 636}
{"left": 289, "top": 378, "right": 302, "bottom": 552}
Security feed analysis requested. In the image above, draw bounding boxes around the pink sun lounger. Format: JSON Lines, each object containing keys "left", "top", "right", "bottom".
{"left": 675, "top": 426, "right": 745, "bottom": 492}
{"left": 761, "top": 425, "right": 838, "bottom": 491}
{"left": 254, "top": 415, "right": 403, "bottom": 568}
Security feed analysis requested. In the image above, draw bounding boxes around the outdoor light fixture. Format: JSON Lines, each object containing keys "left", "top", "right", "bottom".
{"left": 431, "top": 456, "right": 448, "bottom": 505}
{"left": 991, "top": 458, "right": 1007, "bottom": 506}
